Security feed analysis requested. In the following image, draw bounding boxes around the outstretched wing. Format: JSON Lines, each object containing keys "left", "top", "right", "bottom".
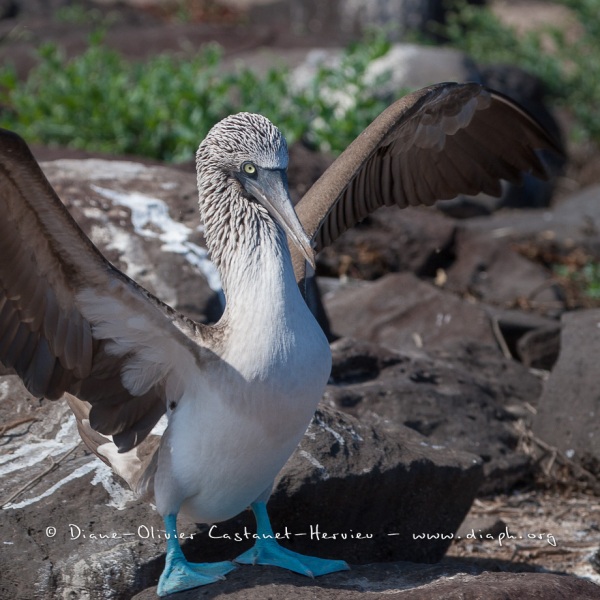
{"left": 0, "top": 128, "right": 213, "bottom": 452}
{"left": 292, "top": 82, "right": 563, "bottom": 284}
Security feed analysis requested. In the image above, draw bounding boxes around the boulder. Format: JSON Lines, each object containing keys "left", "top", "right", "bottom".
{"left": 131, "top": 563, "right": 600, "bottom": 599}
{"left": 267, "top": 404, "right": 483, "bottom": 564}
{"left": 444, "top": 228, "right": 561, "bottom": 308}
{"left": 325, "top": 338, "right": 542, "bottom": 494}
{"left": 533, "top": 309, "right": 600, "bottom": 476}
{"left": 292, "top": 43, "right": 478, "bottom": 103}
{"left": 458, "top": 185, "right": 600, "bottom": 260}
{"left": 323, "top": 272, "right": 497, "bottom": 351}
{"left": 39, "top": 158, "right": 223, "bottom": 324}
{"left": 0, "top": 375, "right": 166, "bottom": 600}
{"left": 1, "top": 379, "right": 482, "bottom": 598}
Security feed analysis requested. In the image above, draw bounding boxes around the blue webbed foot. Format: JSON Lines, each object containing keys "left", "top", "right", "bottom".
{"left": 157, "top": 513, "right": 236, "bottom": 596}
{"left": 234, "top": 501, "right": 349, "bottom": 578}
{"left": 235, "top": 538, "right": 349, "bottom": 577}
{"left": 157, "top": 555, "right": 236, "bottom": 596}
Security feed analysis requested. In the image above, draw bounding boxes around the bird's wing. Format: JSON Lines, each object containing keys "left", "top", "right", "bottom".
{"left": 292, "top": 82, "right": 563, "bottom": 283}
{"left": 0, "top": 128, "right": 215, "bottom": 452}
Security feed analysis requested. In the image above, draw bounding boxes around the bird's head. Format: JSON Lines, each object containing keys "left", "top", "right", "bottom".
{"left": 196, "top": 113, "right": 315, "bottom": 268}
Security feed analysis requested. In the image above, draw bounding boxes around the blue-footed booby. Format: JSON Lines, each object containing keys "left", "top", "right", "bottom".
{"left": 0, "top": 83, "right": 561, "bottom": 595}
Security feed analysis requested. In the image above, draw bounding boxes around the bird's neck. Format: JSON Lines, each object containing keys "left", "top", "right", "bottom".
{"left": 197, "top": 173, "right": 330, "bottom": 393}
{"left": 199, "top": 183, "right": 299, "bottom": 317}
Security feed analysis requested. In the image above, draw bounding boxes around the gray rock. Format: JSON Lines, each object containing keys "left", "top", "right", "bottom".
{"left": 268, "top": 404, "right": 483, "bottom": 564}
{"left": 323, "top": 272, "right": 497, "bottom": 351}
{"left": 0, "top": 376, "right": 165, "bottom": 600}
{"left": 1, "top": 379, "right": 482, "bottom": 597}
{"left": 366, "top": 43, "right": 479, "bottom": 97}
{"left": 459, "top": 185, "right": 600, "bottom": 259}
{"left": 40, "top": 158, "right": 223, "bottom": 323}
{"left": 130, "top": 562, "right": 600, "bottom": 599}
{"left": 445, "top": 228, "right": 561, "bottom": 307}
{"left": 533, "top": 309, "right": 600, "bottom": 476}
{"left": 292, "top": 43, "right": 478, "bottom": 103}
{"left": 326, "top": 338, "right": 542, "bottom": 494}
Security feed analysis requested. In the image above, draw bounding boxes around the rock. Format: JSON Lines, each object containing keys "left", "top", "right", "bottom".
{"left": 0, "top": 377, "right": 166, "bottom": 600}
{"left": 323, "top": 272, "right": 497, "bottom": 351}
{"left": 319, "top": 209, "right": 564, "bottom": 318}
{"left": 1, "top": 380, "right": 482, "bottom": 598}
{"left": 533, "top": 309, "right": 600, "bottom": 476}
{"left": 366, "top": 43, "right": 479, "bottom": 96}
{"left": 293, "top": 43, "right": 478, "bottom": 103}
{"left": 459, "top": 185, "right": 600, "bottom": 259}
{"left": 130, "top": 563, "right": 600, "bottom": 599}
{"left": 325, "top": 338, "right": 542, "bottom": 494}
{"left": 39, "top": 158, "right": 223, "bottom": 323}
{"left": 316, "top": 206, "right": 456, "bottom": 281}
{"left": 268, "top": 404, "right": 483, "bottom": 564}
{"left": 444, "top": 228, "right": 561, "bottom": 307}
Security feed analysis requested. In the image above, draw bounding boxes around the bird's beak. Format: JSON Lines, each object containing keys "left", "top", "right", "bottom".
{"left": 242, "top": 169, "right": 316, "bottom": 269}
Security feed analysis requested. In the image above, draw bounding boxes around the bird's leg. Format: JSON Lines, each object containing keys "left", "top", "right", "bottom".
{"left": 234, "top": 501, "right": 349, "bottom": 577}
{"left": 157, "top": 513, "right": 236, "bottom": 596}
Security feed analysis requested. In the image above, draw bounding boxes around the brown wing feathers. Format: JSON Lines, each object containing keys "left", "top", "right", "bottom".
{"left": 294, "top": 82, "right": 562, "bottom": 269}
{"left": 0, "top": 128, "right": 169, "bottom": 451}
{"left": 0, "top": 130, "right": 94, "bottom": 398}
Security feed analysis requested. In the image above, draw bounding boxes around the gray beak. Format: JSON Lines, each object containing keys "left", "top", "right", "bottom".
{"left": 242, "top": 169, "right": 315, "bottom": 269}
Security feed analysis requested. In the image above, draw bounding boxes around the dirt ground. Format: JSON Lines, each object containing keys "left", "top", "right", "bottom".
{"left": 449, "top": 489, "right": 599, "bottom": 582}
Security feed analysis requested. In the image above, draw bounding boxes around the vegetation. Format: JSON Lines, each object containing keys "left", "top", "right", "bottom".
{"left": 555, "top": 261, "right": 600, "bottom": 301}
{"left": 2, "top": 1, "right": 598, "bottom": 162}
{"left": 0, "top": 31, "right": 391, "bottom": 162}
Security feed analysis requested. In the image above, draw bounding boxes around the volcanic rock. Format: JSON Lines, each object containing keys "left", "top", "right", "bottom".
{"left": 533, "top": 309, "right": 600, "bottom": 476}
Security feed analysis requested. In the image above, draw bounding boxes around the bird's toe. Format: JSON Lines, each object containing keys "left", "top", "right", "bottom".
{"left": 235, "top": 540, "right": 349, "bottom": 577}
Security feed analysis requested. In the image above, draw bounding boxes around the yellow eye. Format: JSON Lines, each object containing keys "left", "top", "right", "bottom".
{"left": 242, "top": 162, "right": 256, "bottom": 175}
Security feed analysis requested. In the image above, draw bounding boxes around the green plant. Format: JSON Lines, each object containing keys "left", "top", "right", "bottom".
{"left": 0, "top": 31, "right": 392, "bottom": 162}
{"left": 554, "top": 261, "right": 600, "bottom": 299}
{"left": 439, "top": 0, "right": 600, "bottom": 146}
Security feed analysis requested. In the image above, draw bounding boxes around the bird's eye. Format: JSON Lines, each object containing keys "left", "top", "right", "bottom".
{"left": 241, "top": 162, "right": 257, "bottom": 176}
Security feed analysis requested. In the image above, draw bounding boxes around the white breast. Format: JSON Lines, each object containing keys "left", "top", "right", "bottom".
{"left": 153, "top": 246, "right": 331, "bottom": 523}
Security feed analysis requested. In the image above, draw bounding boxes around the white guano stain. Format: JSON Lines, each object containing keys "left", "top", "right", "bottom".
{"left": 1, "top": 413, "right": 135, "bottom": 511}
{"left": 90, "top": 185, "right": 223, "bottom": 300}
{"left": 299, "top": 450, "right": 329, "bottom": 480}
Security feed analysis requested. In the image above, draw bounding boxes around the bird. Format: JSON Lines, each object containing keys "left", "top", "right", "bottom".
{"left": 0, "top": 82, "right": 561, "bottom": 596}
